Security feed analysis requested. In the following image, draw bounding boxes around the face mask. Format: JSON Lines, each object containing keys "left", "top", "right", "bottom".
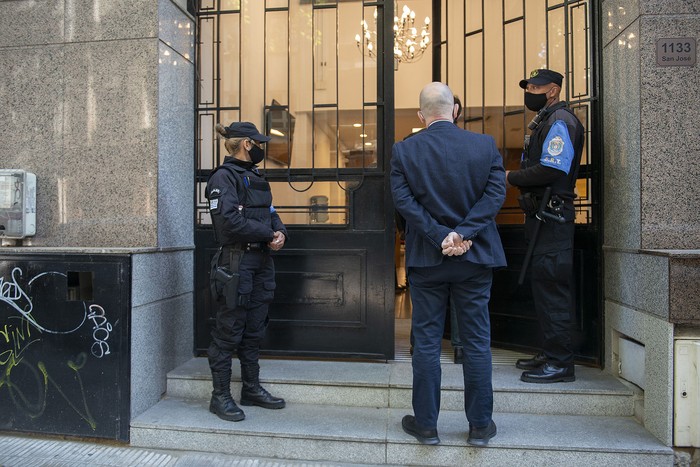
{"left": 248, "top": 144, "right": 265, "bottom": 164}
{"left": 524, "top": 92, "right": 548, "bottom": 112}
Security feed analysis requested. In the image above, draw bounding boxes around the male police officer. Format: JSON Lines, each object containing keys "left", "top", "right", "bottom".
{"left": 506, "top": 69, "right": 584, "bottom": 383}
{"left": 206, "top": 121, "right": 287, "bottom": 421}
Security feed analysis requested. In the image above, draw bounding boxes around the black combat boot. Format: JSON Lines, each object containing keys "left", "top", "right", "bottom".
{"left": 240, "top": 365, "right": 285, "bottom": 409}
{"left": 209, "top": 369, "right": 245, "bottom": 421}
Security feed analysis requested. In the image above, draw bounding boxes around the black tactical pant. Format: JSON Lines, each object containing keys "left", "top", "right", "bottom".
{"left": 208, "top": 250, "right": 276, "bottom": 372}
{"left": 525, "top": 218, "right": 575, "bottom": 366}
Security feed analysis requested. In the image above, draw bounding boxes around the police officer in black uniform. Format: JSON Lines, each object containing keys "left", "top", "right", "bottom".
{"left": 205, "top": 121, "right": 288, "bottom": 421}
{"left": 506, "top": 69, "right": 584, "bottom": 383}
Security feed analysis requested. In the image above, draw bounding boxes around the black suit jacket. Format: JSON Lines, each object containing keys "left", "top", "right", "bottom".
{"left": 390, "top": 120, "right": 507, "bottom": 269}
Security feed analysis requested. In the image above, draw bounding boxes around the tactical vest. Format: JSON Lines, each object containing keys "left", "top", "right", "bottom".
{"left": 207, "top": 161, "right": 274, "bottom": 246}
{"left": 522, "top": 102, "right": 585, "bottom": 205}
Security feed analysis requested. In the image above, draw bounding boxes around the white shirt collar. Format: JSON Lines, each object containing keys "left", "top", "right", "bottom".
{"left": 427, "top": 118, "right": 453, "bottom": 127}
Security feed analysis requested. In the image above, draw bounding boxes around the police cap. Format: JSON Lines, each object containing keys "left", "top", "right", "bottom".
{"left": 222, "top": 122, "right": 271, "bottom": 142}
{"left": 519, "top": 69, "right": 563, "bottom": 89}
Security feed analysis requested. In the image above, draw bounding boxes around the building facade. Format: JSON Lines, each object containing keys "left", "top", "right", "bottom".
{"left": 0, "top": 0, "right": 698, "bottom": 450}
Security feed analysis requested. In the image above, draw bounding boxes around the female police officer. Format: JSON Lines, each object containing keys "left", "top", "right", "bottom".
{"left": 205, "top": 121, "right": 288, "bottom": 421}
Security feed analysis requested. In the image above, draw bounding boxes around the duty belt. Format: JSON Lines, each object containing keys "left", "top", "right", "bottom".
{"left": 228, "top": 242, "right": 268, "bottom": 252}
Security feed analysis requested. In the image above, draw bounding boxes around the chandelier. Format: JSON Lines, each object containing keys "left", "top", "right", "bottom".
{"left": 354, "top": 5, "right": 431, "bottom": 68}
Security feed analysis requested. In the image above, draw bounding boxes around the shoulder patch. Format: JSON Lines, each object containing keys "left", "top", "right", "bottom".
{"left": 547, "top": 136, "right": 565, "bottom": 156}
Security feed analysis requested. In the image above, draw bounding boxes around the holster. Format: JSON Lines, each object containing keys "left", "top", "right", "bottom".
{"left": 210, "top": 248, "right": 244, "bottom": 309}
{"left": 517, "top": 192, "right": 540, "bottom": 217}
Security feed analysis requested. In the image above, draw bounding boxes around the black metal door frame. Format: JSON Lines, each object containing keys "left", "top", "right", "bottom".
{"left": 192, "top": 1, "right": 397, "bottom": 360}
{"left": 431, "top": 0, "right": 603, "bottom": 365}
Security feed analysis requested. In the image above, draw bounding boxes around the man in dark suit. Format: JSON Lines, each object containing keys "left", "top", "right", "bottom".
{"left": 391, "top": 82, "right": 506, "bottom": 447}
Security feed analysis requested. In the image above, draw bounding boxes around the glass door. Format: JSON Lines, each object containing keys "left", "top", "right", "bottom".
{"left": 194, "top": 0, "right": 396, "bottom": 359}
{"left": 436, "top": 0, "right": 601, "bottom": 364}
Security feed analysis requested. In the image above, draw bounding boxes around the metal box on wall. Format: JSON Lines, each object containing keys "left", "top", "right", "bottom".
{"left": 674, "top": 338, "right": 700, "bottom": 447}
{"left": 0, "top": 170, "right": 36, "bottom": 239}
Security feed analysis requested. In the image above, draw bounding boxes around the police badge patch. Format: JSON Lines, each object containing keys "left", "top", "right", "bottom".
{"left": 548, "top": 136, "right": 565, "bottom": 156}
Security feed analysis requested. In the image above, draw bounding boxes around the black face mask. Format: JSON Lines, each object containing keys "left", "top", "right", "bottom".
{"left": 524, "top": 92, "right": 548, "bottom": 112}
{"left": 249, "top": 144, "right": 265, "bottom": 164}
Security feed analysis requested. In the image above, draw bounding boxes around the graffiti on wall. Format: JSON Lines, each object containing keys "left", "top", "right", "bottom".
{"left": 0, "top": 257, "right": 128, "bottom": 441}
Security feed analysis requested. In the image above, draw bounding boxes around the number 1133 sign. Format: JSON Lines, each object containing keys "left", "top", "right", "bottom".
{"left": 656, "top": 38, "right": 696, "bottom": 67}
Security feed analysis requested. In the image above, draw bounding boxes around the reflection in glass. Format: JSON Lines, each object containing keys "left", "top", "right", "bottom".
{"left": 270, "top": 181, "right": 348, "bottom": 225}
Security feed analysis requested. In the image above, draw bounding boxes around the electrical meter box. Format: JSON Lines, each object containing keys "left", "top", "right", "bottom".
{"left": 0, "top": 170, "right": 36, "bottom": 239}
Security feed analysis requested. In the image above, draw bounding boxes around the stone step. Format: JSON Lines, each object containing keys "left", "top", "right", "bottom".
{"left": 130, "top": 397, "right": 672, "bottom": 467}
{"left": 166, "top": 358, "right": 637, "bottom": 417}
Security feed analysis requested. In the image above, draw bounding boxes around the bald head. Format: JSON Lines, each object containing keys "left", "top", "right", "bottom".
{"left": 419, "top": 82, "right": 455, "bottom": 124}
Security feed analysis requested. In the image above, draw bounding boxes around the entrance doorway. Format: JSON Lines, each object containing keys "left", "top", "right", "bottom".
{"left": 192, "top": 0, "right": 600, "bottom": 365}
{"left": 391, "top": 0, "right": 601, "bottom": 365}
{"left": 193, "top": 0, "right": 397, "bottom": 359}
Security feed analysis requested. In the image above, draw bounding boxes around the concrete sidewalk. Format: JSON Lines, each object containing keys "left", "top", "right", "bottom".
{"left": 0, "top": 434, "right": 395, "bottom": 467}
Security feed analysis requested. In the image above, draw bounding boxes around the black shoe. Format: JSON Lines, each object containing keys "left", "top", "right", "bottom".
{"left": 240, "top": 385, "right": 286, "bottom": 409}
{"left": 453, "top": 346, "right": 464, "bottom": 364}
{"left": 515, "top": 352, "right": 547, "bottom": 370}
{"left": 209, "top": 392, "right": 245, "bottom": 422}
{"left": 521, "top": 362, "right": 575, "bottom": 383}
{"left": 467, "top": 420, "right": 497, "bottom": 446}
{"left": 401, "top": 415, "right": 440, "bottom": 445}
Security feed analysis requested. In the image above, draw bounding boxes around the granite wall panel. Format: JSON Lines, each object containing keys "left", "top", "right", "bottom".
{"left": 639, "top": 15, "right": 700, "bottom": 250}
{"left": 0, "top": 0, "right": 64, "bottom": 47}
{"left": 605, "top": 301, "right": 674, "bottom": 445}
{"left": 603, "top": 20, "right": 642, "bottom": 250}
{"left": 131, "top": 292, "right": 194, "bottom": 418}
{"left": 670, "top": 257, "right": 700, "bottom": 324}
{"left": 602, "top": 0, "right": 640, "bottom": 46}
{"left": 604, "top": 250, "right": 669, "bottom": 318}
{"left": 66, "top": 0, "right": 158, "bottom": 43}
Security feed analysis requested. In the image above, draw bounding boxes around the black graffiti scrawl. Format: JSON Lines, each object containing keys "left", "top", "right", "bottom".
{"left": 0, "top": 255, "right": 130, "bottom": 441}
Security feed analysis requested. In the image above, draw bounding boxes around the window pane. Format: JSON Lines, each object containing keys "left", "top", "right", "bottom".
{"left": 221, "top": 0, "right": 240, "bottom": 10}
{"left": 340, "top": 107, "right": 377, "bottom": 168}
{"left": 504, "top": 20, "right": 524, "bottom": 107}
{"left": 199, "top": 113, "right": 215, "bottom": 170}
{"left": 267, "top": 0, "right": 287, "bottom": 8}
{"left": 504, "top": 0, "right": 523, "bottom": 20}
{"left": 271, "top": 181, "right": 349, "bottom": 225}
{"left": 570, "top": 3, "right": 589, "bottom": 99}
{"left": 525, "top": 0, "right": 547, "bottom": 71}
{"left": 547, "top": 7, "right": 566, "bottom": 94}
{"left": 220, "top": 13, "right": 240, "bottom": 108}
{"left": 465, "top": 34, "right": 483, "bottom": 113}
{"left": 360, "top": 5, "right": 378, "bottom": 104}
{"left": 338, "top": 1, "right": 364, "bottom": 111}
{"left": 314, "top": 7, "right": 338, "bottom": 106}
{"left": 197, "top": 181, "right": 211, "bottom": 225}
{"left": 266, "top": 10, "right": 289, "bottom": 106}
{"left": 573, "top": 104, "right": 590, "bottom": 166}
{"left": 198, "top": 16, "right": 215, "bottom": 105}
{"left": 466, "top": 0, "right": 483, "bottom": 33}
{"left": 313, "top": 109, "right": 338, "bottom": 169}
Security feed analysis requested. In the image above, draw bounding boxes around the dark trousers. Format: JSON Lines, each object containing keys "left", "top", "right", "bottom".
{"left": 526, "top": 219, "right": 575, "bottom": 366}
{"left": 408, "top": 260, "right": 494, "bottom": 429}
{"left": 208, "top": 250, "right": 276, "bottom": 372}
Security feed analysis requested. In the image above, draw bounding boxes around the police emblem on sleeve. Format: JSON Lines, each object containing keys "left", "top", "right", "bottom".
{"left": 548, "top": 136, "right": 565, "bottom": 156}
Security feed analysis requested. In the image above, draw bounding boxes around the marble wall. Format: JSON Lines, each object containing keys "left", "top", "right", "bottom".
{"left": 602, "top": 0, "right": 700, "bottom": 446}
{"left": 0, "top": 0, "right": 196, "bottom": 424}
{"left": 0, "top": 0, "right": 194, "bottom": 249}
